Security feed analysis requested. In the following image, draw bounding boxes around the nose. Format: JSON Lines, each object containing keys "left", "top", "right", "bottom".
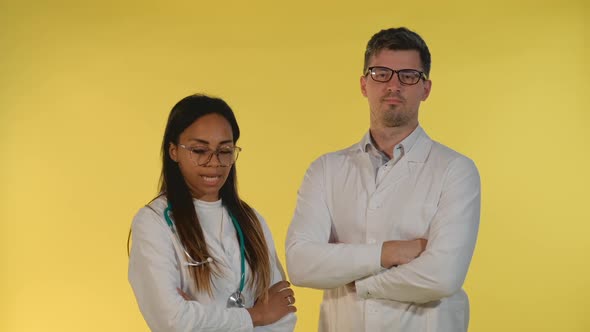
{"left": 386, "top": 73, "right": 402, "bottom": 92}
{"left": 202, "top": 151, "right": 223, "bottom": 167}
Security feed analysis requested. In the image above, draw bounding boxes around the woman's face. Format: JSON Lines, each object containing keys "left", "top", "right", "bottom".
{"left": 169, "top": 113, "right": 235, "bottom": 202}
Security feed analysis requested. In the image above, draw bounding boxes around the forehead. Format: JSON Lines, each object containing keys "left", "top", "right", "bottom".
{"left": 181, "top": 113, "right": 233, "bottom": 143}
{"left": 369, "top": 49, "right": 423, "bottom": 70}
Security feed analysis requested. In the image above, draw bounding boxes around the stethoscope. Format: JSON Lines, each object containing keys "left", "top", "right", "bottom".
{"left": 164, "top": 203, "right": 247, "bottom": 308}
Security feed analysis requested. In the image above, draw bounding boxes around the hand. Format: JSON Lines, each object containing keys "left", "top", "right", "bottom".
{"left": 247, "top": 280, "right": 297, "bottom": 327}
{"left": 381, "top": 239, "right": 427, "bottom": 268}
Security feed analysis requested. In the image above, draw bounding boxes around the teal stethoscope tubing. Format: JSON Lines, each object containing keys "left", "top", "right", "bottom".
{"left": 164, "top": 203, "right": 246, "bottom": 293}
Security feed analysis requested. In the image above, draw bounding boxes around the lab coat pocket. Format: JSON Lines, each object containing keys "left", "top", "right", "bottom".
{"left": 399, "top": 204, "right": 437, "bottom": 239}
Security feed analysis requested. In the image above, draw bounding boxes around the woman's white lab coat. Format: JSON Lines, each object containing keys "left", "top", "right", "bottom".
{"left": 129, "top": 196, "right": 296, "bottom": 332}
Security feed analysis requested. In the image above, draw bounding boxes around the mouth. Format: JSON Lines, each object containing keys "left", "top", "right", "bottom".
{"left": 201, "top": 175, "right": 223, "bottom": 185}
{"left": 383, "top": 97, "right": 403, "bottom": 104}
{"left": 382, "top": 93, "right": 404, "bottom": 104}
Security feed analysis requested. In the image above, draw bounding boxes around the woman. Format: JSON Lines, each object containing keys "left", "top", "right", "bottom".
{"left": 128, "top": 94, "right": 297, "bottom": 331}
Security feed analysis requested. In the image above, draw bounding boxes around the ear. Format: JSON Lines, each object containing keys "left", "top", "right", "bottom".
{"left": 360, "top": 75, "right": 368, "bottom": 97}
{"left": 421, "top": 79, "right": 432, "bottom": 101}
{"left": 169, "top": 143, "right": 178, "bottom": 162}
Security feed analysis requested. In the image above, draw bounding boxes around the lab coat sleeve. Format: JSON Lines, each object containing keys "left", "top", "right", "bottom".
{"left": 355, "top": 157, "right": 481, "bottom": 304}
{"left": 285, "top": 157, "right": 383, "bottom": 289}
{"left": 128, "top": 207, "right": 254, "bottom": 332}
{"left": 254, "top": 212, "right": 297, "bottom": 332}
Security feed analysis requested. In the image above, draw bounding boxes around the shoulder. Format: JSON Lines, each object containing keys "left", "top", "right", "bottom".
{"left": 251, "top": 208, "right": 273, "bottom": 240}
{"left": 414, "top": 128, "right": 476, "bottom": 171}
{"left": 305, "top": 142, "right": 363, "bottom": 174}
{"left": 424, "top": 140, "right": 480, "bottom": 187}
{"left": 429, "top": 141, "right": 477, "bottom": 170}
{"left": 132, "top": 196, "right": 169, "bottom": 235}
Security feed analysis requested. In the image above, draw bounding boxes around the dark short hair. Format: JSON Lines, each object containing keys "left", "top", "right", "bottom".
{"left": 363, "top": 27, "right": 431, "bottom": 77}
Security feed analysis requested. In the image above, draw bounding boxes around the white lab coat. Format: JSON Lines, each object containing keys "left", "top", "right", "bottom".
{"left": 129, "top": 196, "right": 296, "bottom": 332}
{"left": 286, "top": 128, "right": 480, "bottom": 332}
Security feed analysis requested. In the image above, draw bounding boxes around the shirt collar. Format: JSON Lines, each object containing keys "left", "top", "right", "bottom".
{"left": 360, "top": 125, "right": 423, "bottom": 158}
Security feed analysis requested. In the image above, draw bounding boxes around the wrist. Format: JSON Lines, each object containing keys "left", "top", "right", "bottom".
{"left": 381, "top": 241, "right": 394, "bottom": 268}
{"left": 246, "top": 307, "right": 263, "bottom": 327}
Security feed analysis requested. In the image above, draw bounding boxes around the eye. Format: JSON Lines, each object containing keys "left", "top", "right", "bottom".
{"left": 218, "top": 146, "right": 234, "bottom": 155}
{"left": 399, "top": 70, "right": 420, "bottom": 81}
{"left": 371, "top": 68, "right": 392, "bottom": 81}
{"left": 190, "top": 147, "right": 210, "bottom": 155}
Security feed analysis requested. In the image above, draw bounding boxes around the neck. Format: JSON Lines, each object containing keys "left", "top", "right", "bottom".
{"left": 369, "top": 123, "right": 418, "bottom": 159}
{"left": 189, "top": 189, "right": 220, "bottom": 202}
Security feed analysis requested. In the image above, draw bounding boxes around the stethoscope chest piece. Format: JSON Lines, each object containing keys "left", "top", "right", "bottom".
{"left": 227, "top": 290, "right": 245, "bottom": 308}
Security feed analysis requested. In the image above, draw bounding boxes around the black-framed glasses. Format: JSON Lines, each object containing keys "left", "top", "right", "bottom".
{"left": 365, "top": 66, "right": 428, "bottom": 85}
{"left": 178, "top": 144, "right": 242, "bottom": 167}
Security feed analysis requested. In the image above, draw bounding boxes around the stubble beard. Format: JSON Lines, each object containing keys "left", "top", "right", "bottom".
{"left": 380, "top": 104, "right": 410, "bottom": 128}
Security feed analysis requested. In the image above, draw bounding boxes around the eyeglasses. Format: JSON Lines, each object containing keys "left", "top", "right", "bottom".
{"left": 178, "top": 144, "right": 242, "bottom": 167}
{"left": 365, "top": 66, "right": 428, "bottom": 85}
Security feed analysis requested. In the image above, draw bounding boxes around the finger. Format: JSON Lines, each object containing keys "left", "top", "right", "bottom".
{"left": 286, "top": 295, "right": 296, "bottom": 305}
{"left": 271, "top": 280, "right": 291, "bottom": 292}
{"left": 279, "top": 288, "right": 294, "bottom": 297}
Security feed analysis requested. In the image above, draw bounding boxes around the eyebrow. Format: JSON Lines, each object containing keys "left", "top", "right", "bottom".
{"left": 188, "top": 138, "right": 234, "bottom": 145}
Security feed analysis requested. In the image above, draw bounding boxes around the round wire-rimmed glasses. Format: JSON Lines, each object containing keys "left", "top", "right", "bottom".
{"left": 178, "top": 144, "right": 242, "bottom": 167}
{"left": 365, "top": 66, "right": 428, "bottom": 85}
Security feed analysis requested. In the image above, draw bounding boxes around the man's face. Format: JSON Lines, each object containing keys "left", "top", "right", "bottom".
{"left": 360, "top": 49, "right": 432, "bottom": 129}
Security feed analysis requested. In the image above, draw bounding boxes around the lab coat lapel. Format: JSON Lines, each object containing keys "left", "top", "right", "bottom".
{"left": 353, "top": 148, "right": 377, "bottom": 195}
{"left": 375, "top": 131, "right": 433, "bottom": 194}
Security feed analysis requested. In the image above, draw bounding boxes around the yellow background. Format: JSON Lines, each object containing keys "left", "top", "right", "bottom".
{"left": 1, "top": 0, "right": 588, "bottom": 331}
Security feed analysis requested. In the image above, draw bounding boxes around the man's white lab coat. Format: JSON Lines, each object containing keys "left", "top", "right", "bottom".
{"left": 286, "top": 128, "right": 480, "bottom": 332}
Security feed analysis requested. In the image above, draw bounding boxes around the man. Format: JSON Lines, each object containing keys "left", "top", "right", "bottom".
{"left": 285, "top": 27, "right": 481, "bottom": 332}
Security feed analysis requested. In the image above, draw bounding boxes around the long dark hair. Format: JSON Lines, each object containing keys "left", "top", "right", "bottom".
{"left": 160, "top": 94, "right": 271, "bottom": 300}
